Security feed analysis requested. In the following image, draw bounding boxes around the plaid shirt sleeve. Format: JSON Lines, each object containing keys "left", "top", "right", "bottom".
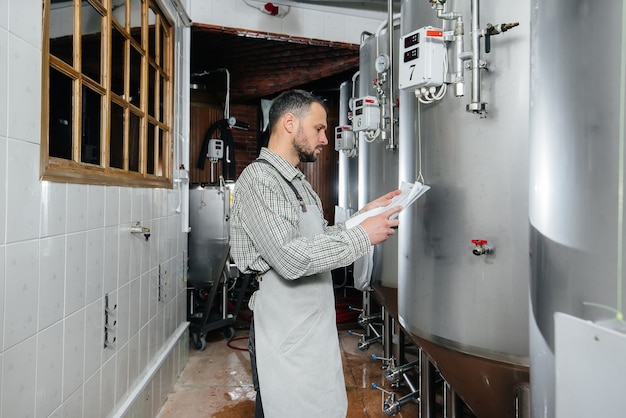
{"left": 230, "top": 161, "right": 371, "bottom": 280}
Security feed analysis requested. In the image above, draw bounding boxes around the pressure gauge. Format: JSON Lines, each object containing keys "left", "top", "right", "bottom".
{"left": 375, "top": 54, "right": 390, "bottom": 73}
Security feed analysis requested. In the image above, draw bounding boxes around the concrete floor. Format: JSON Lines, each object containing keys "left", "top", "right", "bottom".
{"left": 156, "top": 322, "right": 420, "bottom": 418}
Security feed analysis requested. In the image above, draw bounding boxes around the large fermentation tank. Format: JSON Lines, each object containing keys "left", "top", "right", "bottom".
{"left": 529, "top": 1, "right": 626, "bottom": 416}
{"left": 359, "top": 20, "right": 401, "bottom": 288}
{"left": 397, "top": 0, "right": 530, "bottom": 416}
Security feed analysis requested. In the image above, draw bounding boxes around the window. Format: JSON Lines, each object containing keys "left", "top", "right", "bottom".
{"left": 42, "top": 0, "right": 174, "bottom": 187}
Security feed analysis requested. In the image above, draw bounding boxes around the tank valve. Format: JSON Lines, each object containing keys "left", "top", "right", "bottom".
{"left": 471, "top": 239, "right": 492, "bottom": 256}
{"left": 130, "top": 222, "right": 151, "bottom": 241}
{"left": 484, "top": 22, "right": 520, "bottom": 53}
{"left": 348, "top": 330, "right": 382, "bottom": 351}
{"left": 357, "top": 312, "right": 382, "bottom": 327}
{"left": 373, "top": 378, "right": 420, "bottom": 415}
{"left": 372, "top": 384, "right": 401, "bottom": 416}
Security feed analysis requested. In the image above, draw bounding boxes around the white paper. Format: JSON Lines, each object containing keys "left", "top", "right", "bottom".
{"left": 345, "top": 181, "right": 430, "bottom": 229}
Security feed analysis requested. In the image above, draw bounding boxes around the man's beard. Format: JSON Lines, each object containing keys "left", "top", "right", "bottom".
{"left": 298, "top": 149, "right": 317, "bottom": 163}
{"left": 294, "top": 127, "right": 318, "bottom": 162}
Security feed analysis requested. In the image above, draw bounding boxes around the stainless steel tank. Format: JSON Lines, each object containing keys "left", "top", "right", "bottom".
{"left": 338, "top": 80, "right": 359, "bottom": 212}
{"left": 397, "top": 0, "right": 530, "bottom": 416}
{"left": 529, "top": 1, "right": 626, "bottom": 416}
{"left": 188, "top": 183, "right": 230, "bottom": 283}
{"left": 358, "top": 19, "right": 401, "bottom": 288}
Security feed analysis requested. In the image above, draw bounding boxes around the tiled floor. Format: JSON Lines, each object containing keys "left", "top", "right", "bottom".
{"left": 156, "top": 321, "right": 420, "bottom": 418}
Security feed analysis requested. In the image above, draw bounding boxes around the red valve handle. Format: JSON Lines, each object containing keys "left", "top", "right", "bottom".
{"left": 471, "top": 239, "right": 488, "bottom": 246}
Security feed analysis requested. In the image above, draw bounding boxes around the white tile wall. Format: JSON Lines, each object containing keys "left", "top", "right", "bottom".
{"left": 130, "top": 277, "right": 141, "bottom": 338}
{"left": 118, "top": 228, "right": 131, "bottom": 287}
{"left": 120, "top": 187, "right": 132, "bottom": 224}
{"left": 63, "top": 309, "right": 85, "bottom": 400}
{"left": 83, "top": 371, "right": 102, "bottom": 418}
{"left": 40, "top": 181, "right": 67, "bottom": 238}
{"left": 0, "top": 15, "right": 189, "bottom": 415}
{"left": 8, "top": 0, "right": 41, "bottom": 48}
{"left": 0, "top": 248, "right": 4, "bottom": 354}
{"left": 0, "top": 0, "right": 7, "bottom": 30}
{"left": 100, "top": 357, "right": 116, "bottom": 418}
{"left": 127, "top": 333, "right": 140, "bottom": 388}
{"left": 67, "top": 184, "right": 89, "bottom": 234}
{"left": 65, "top": 232, "right": 87, "bottom": 316}
{"left": 62, "top": 385, "right": 84, "bottom": 418}
{"left": 7, "top": 34, "right": 40, "bottom": 144}
{"left": 35, "top": 321, "right": 63, "bottom": 418}
{"left": 117, "top": 282, "right": 130, "bottom": 348}
{"left": 103, "top": 225, "right": 120, "bottom": 294}
{"left": 84, "top": 299, "right": 103, "bottom": 379}
{"left": 0, "top": 29, "right": 8, "bottom": 140}
{"left": 38, "top": 235, "right": 65, "bottom": 330}
{"left": 130, "top": 231, "right": 144, "bottom": 281}
{"left": 105, "top": 187, "right": 120, "bottom": 227}
{"left": 4, "top": 240, "right": 39, "bottom": 350}
{"left": 115, "top": 342, "right": 129, "bottom": 404}
{"left": 1, "top": 336, "right": 37, "bottom": 418}
{"left": 88, "top": 185, "right": 105, "bottom": 230}
{"left": 6, "top": 139, "right": 40, "bottom": 243}
{"left": 0, "top": 136, "right": 5, "bottom": 246}
{"left": 85, "top": 228, "right": 104, "bottom": 305}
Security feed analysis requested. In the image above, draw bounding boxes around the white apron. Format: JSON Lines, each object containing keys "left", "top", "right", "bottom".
{"left": 253, "top": 204, "right": 348, "bottom": 418}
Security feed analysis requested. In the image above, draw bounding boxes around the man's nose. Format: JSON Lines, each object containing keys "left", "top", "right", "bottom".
{"left": 320, "top": 131, "right": 328, "bottom": 145}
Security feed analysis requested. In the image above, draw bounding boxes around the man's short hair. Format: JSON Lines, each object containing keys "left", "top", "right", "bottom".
{"left": 268, "top": 90, "right": 325, "bottom": 133}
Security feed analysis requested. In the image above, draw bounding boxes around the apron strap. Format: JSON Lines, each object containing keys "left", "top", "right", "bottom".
{"left": 253, "top": 158, "right": 307, "bottom": 212}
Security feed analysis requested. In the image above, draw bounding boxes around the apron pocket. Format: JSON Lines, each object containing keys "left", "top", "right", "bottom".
{"left": 278, "top": 308, "right": 321, "bottom": 354}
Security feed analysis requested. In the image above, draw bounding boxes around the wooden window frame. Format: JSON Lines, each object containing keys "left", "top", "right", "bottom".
{"left": 41, "top": 0, "right": 174, "bottom": 188}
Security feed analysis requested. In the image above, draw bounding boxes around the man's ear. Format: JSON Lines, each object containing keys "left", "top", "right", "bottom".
{"left": 283, "top": 112, "right": 296, "bottom": 134}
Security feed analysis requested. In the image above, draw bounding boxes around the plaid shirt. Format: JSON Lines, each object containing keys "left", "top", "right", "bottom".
{"left": 230, "top": 147, "right": 371, "bottom": 280}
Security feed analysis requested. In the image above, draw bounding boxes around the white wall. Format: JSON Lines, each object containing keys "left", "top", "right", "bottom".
{"left": 190, "top": 0, "right": 386, "bottom": 45}
{"left": 0, "top": 0, "right": 190, "bottom": 417}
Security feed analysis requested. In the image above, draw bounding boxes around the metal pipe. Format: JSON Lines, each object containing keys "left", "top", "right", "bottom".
{"left": 362, "top": 291, "right": 371, "bottom": 338}
{"left": 435, "top": 0, "right": 461, "bottom": 21}
{"left": 352, "top": 70, "right": 360, "bottom": 98}
{"left": 444, "top": 381, "right": 459, "bottom": 418}
{"left": 467, "top": 0, "right": 486, "bottom": 114}
{"left": 420, "top": 348, "right": 433, "bottom": 418}
{"left": 222, "top": 270, "right": 228, "bottom": 319}
{"left": 386, "top": 0, "right": 397, "bottom": 150}
{"left": 454, "top": 17, "right": 465, "bottom": 97}
{"left": 383, "top": 307, "right": 392, "bottom": 360}
{"left": 403, "top": 372, "right": 418, "bottom": 394}
{"left": 190, "top": 68, "right": 231, "bottom": 119}
{"left": 361, "top": 31, "right": 373, "bottom": 44}
{"left": 515, "top": 385, "right": 530, "bottom": 418}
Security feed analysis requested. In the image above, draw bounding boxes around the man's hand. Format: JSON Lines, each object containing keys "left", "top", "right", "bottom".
{"left": 361, "top": 189, "right": 402, "bottom": 213}
{"left": 360, "top": 206, "right": 402, "bottom": 245}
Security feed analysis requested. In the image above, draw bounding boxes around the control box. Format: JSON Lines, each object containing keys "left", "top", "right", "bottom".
{"left": 335, "top": 125, "right": 356, "bottom": 151}
{"left": 352, "top": 96, "right": 380, "bottom": 132}
{"left": 208, "top": 139, "right": 224, "bottom": 159}
{"left": 399, "top": 27, "right": 445, "bottom": 90}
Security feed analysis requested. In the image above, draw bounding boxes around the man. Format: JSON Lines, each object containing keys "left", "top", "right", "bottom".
{"left": 230, "top": 89, "right": 401, "bottom": 417}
